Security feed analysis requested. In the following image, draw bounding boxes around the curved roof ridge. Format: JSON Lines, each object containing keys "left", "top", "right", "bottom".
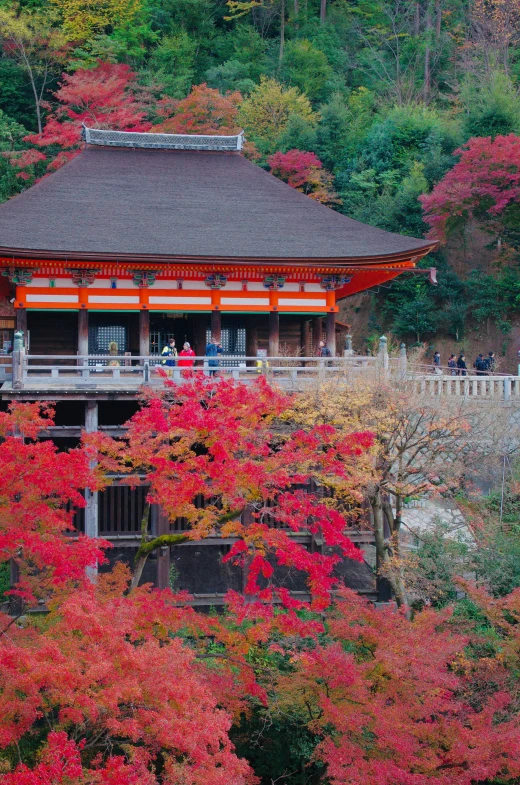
{"left": 82, "top": 126, "right": 245, "bottom": 151}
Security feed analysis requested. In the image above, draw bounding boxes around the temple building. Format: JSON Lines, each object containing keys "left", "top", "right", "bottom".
{"left": 0, "top": 128, "right": 436, "bottom": 601}
{"left": 0, "top": 128, "right": 434, "bottom": 361}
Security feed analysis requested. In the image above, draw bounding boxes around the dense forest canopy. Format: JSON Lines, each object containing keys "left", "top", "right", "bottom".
{"left": 1, "top": 0, "right": 520, "bottom": 353}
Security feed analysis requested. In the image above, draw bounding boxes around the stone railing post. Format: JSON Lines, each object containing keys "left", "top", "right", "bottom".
{"left": 504, "top": 377, "right": 511, "bottom": 402}
{"left": 377, "top": 335, "right": 389, "bottom": 378}
{"left": 398, "top": 342, "right": 407, "bottom": 378}
{"left": 344, "top": 333, "right": 354, "bottom": 357}
{"left": 12, "top": 330, "right": 25, "bottom": 390}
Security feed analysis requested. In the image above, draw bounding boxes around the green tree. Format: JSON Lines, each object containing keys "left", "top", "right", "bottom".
{"left": 205, "top": 59, "right": 256, "bottom": 95}
{"left": 238, "top": 76, "right": 317, "bottom": 153}
{"left": 280, "top": 38, "right": 333, "bottom": 102}
{"left": 148, "top": 31, "right": 196, "bottom": 97}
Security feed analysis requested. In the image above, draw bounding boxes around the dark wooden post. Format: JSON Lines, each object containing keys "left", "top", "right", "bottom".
{"left": 193, "top": 316, "right": 206, "bottom": 359}
{"left": 84, "top": 402, "right": 99, "bottom": 571}
{"left": 312, "top": 317, "right": 322, "bottom": 355}
{"left": 78, "top": 308, "right": 89, "bottom": 357}
{"left": 211, "top": 309, "right": 221, "bottom": 343}
{"left": 269, "top": 311, "right": 279, "bottom": 356}
{"left": 246, "top": 316, "right": 259, "bottom": 364}
{"left": 15, "top": 307, "right": 27, "bottom": 337}
{"left": 139, "top": 310, "right": 150, "bottom": 357}
{"left": 326, "top": 312, "right": 336, "bottom": 356}
{"left": 302, "top": 319, "right": 311, "bottom": 358}
{"left": 156, "top": 505, "right": 171, "bottom": 590}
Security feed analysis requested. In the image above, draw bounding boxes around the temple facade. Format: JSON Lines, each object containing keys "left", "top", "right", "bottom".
{"left": 0, "top": 128, "right": 435, "bottom": 601}
{"left": 0, "top": 128, "right": 434, "bottom": 362}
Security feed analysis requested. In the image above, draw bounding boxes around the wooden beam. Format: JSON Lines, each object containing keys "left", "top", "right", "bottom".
{"left": 269, "top": 311, "right": 279, "bottom": 356}
{"left": 326, "top": 312, "right": 336, "bottom": 356}
{"left": 78, "top": 309, "right": 89, "bottom": 356}
{"left": 139, "top": 310, "right": 150, "bottom": 357}
{"left": 211, "top": 309, "right": 221, "bottom": 343}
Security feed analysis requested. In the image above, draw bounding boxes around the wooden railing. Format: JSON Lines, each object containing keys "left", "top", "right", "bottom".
{"left": 13, "top": 354, "right": 384, "bottom": 389}
{"left": 8, "top": 351, "right": 520, "bottom": 400}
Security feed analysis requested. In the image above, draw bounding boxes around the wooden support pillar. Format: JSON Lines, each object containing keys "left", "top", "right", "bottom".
{"left": 312, "top": 317, "right": 323, "bottom": 355}
{"left": 78, "top": 308, "right": 89, "bottom": 357}
{"left": 211, "top": 309, "right": 221, "bottom": 343}
{"left": 139, "top": 310, "right": 150, "bottom": 357}
{"left": 156, "top": 505, "right": 171, "bottom": 590}
{"left": 302, "top": 319, "right": 311, "bottom": 358}
{"left": 246, "top": 316, "right": 259, "bottom": 364}
{"left": 84, "top": 402, "right": 99, "bottom": 560}
{"left": 15, "top": 307, "right": 27, "bottom": 338}
{"left": 326, "top": 311, "right": 336, "bottom": 356}
{"left": 193, "top": 316, "right": 206, "bottom": 358}
{"left": 269, "top": 311, "right": 279, "bottom": 357}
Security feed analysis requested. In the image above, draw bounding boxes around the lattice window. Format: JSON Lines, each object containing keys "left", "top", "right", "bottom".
{"left": 88, "top": 325, "right": 127, "bottom": 363}
{"left": 205, "top": 325, "right": 246, "bottom": 366}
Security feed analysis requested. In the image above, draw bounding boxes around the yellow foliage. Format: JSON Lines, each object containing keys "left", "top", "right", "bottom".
{"left": 238, "top": 77, "right": 317, "bottom": 145}
{"left": 50, "top": 0, "right": 142, "bottom": 40}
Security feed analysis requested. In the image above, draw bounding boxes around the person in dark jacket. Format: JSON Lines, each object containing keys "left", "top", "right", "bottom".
{"left": 457, "top": 353, "right": 467, "bottom": 376}
{"left": 448, "top": 354, "right": 457, "bottom": 375}
{"left": 474, "top": 353, "right": 486, "bottom": 375}
{"left": 487, "top": 351, "right": 496, "bottom": 374}
{"left": 433, "top": 350, "right": 441, "bottom": 374}
{"left": 317, "top": 340, "right": 332, "bottom": 358}
{"left": 205, "top": 338, "right": 222, "bottom": 376}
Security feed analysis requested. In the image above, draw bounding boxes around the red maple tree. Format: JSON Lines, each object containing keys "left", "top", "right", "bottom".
{"left": 89, "top": 376, "right": 373, "bottom": 607}
{"left": 12, "top": 62, "right": 151, "bottom": 178}
{"left": 0, "top": 567, "right": 254, "bottom": 785}
{"left": 153, "top": 83, "right": 242, "bottom": 135}
{"left": 271, "top": 587, "right": 520, "bottom": 785}
{"left": 268, "top": 149, "right": 340, "bottom": 204}
{"left": 421, "top": 134, "right": 520, "bottom": 242}
{"left": 0, "top": 403, "right": 105, "bottom": 605}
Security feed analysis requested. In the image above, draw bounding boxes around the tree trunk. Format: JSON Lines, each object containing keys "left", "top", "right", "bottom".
{"left": 435, "top": 0, "right": 442, "bottom": 40}
{"left": 320, "top": 0, "right": 326, "bottom": 23}
{"left": 414, "top": 2, "right": 421, "bottom": 36}
{"left": 423, "top": 7, "right": 432, "bottom": 102}
{"left": 279, "top": 0, "right": 285, "bottom": 65}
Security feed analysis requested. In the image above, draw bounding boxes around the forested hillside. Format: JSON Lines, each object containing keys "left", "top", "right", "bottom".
{"left": 0, "top": 0, "right": 519, "bottom": 363}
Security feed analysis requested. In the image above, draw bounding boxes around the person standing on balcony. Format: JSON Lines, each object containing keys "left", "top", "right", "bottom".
{"left": 448, "top": 354, "right": 457, "bottom": 375}
{"left": 161, "top": 338, "right": 177, "bottom": 377}
{"left": 433, "top": 351, "right": 442, "bottom": 374}
{"left": 317, "top": 340, "right": 332, "bottom": 358}
{"left": 457, "top": 353, "right": 467, "bottom": 376}
{"left": 205, "top": 338, "right": 222, "bottom": 376}
{"left": 178, "top": 341, "right": 196, "bottom": 370}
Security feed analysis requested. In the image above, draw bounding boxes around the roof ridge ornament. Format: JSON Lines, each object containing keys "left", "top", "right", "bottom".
{"left": 82, "top": 125, "right": 245, "bottom": 152}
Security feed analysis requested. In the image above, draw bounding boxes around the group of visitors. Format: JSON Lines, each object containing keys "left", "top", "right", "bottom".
{"left": 433, "top": 350, "right": 496, "bottom": 376}
{"left": 160, "top": 337, "right": 222, "bottom": 375}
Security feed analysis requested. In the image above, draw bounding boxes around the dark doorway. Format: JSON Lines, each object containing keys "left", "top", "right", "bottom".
{"left": 150, "top": 314, "right": 203, "bottom": 356}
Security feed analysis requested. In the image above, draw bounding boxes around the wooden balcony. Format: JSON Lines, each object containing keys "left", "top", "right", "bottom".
{"left": 2, "top": 351, "right": 519, "bottom": 402}
{"left": 3, "top": 353, "right": 384, "bottom": 399}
